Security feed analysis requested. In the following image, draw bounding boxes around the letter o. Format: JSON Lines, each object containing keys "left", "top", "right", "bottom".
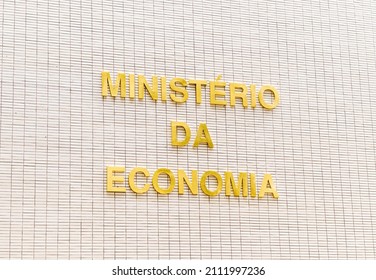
{"left": 258, "top": 85, "right": 280, "bottom": 109}
{"left": 152, "top": 168, "right": 175, "bottom": 194}
{"left": 200, "top": 171, "right": 222, "bottom": 196}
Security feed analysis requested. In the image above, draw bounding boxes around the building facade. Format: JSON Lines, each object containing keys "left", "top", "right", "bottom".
{"left": 1, "top": 0, "right": 376, "bottom": 259}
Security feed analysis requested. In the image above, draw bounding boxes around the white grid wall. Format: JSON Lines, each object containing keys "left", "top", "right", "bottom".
{"left": 0, "top": 0, "right": 376, "bottom": 259}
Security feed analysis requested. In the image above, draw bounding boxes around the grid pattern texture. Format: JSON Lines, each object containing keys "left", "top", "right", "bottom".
{"left": 1, "top": 0, "right": 376, "bottom": 259}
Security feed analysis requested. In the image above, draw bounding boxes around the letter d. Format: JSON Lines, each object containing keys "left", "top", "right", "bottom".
{"left": 171, "top": 121, "right": 191, "bottom": 146}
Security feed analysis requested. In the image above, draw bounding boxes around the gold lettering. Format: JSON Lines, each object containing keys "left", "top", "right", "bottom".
{"left": 193, "top": 123, "right": 213, "bottom": 148}
{"left": 230, "top": 83, "right": 248, "bottom": 108}
{"left": 200, "top": 171, "right": 222, "bottom": 196}
{"left": 171, "top": 121, "right": 191, "bottom": 147}
{"left": 178, "top": 169, "right": 198, "bottom": 195}
{"left": 189, "top": 79, "right": 207, "bottom": 104}
{"left": 258, "top": 85, "right": 280, "bottom": 109}
{"left": 152, "top": 168, "right": 175, "bottom": 194}
{"left": 170, "top": 78, "right": 188, "bottom": 103}
{"left": 161, "top": 76, "right": 167, "bottom": 101}
{"left": 250, "top": 173, "right": 257, "bottom": 198}
{"left": 209, "top": 75, "right": 227, "bottom": 106}
{"left": 250, "top": 84, "right": 256, "bottom": 108}
{"left": 138, "top": 75, "right": 158, "bottom": 100}
{"left": 128, "top": 167, "right": 150, "bottom": 194}
{"left": 129, "top": 74, "right": 135, "bottom": 98}
{"left": 102, "top": 72, "right": 125, "bottom": 98}
{"left": 258, "top": 174, "right": 279, "bottom": 198}
{"left": 225, "top": 172, "right": 248, "bottom": 197}
{"left": 106, "top": 166, "right": 126, "bottom": 192}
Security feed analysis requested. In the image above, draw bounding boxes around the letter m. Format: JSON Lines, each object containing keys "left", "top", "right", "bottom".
{"left": 225, "top": 172, "right": 248, "bottom": 197}
{"left": 102, "top": 71, "right": 125, "bottom": 97}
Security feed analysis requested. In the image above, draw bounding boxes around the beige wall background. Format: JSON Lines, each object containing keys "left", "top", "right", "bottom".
{"left": 0, "top": 0, "right": 375, "bottom": 259}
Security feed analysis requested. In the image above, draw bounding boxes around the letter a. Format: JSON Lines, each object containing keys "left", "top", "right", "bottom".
{"left": 258, "top": 174, "right": 279, "bottom": 198}
{"left": 193, "top": 123, "right": 214, "bottom": 148}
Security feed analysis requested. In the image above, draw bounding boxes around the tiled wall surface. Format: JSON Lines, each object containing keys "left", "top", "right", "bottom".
{"left": 1, "top": 0, "right": 376, "bottom": 259}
